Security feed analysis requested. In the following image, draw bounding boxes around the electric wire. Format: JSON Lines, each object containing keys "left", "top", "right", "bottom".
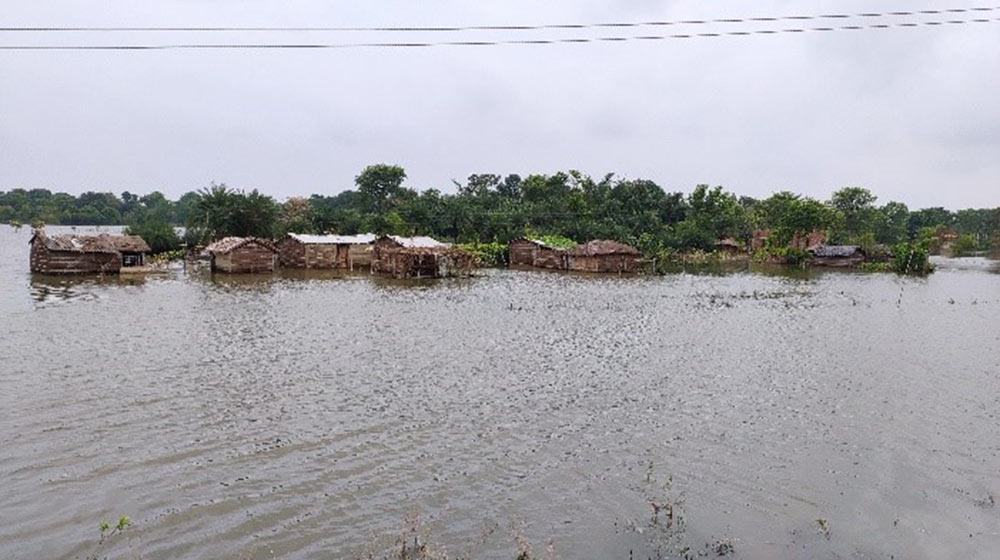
{"left": 2, "top": 6, "right": 998, "bottom": 32}
{"left": 1, "top": 16, "right": 997, "bottom": 50}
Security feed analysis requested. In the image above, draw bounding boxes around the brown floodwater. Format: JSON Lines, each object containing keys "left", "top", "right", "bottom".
{"left": 1, "top": 225, "right": 999, "bottom": 559}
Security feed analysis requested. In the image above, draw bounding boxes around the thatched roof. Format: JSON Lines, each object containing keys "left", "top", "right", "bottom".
{"left": 204, "top": 237, "right": 277, "bottom": 255}
{"left": 29, "top": 230, "right": 151, "bottom": 253}
{"left": 568, "top": 240, "right": 641, "bottom": 257}
{"left": 810, "top": 245, "right": 865, "bottom": 257}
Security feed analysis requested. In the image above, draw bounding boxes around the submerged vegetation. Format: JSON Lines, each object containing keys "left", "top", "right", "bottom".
{"left": 5, "top": 166, "right": 998, "bottom": 267}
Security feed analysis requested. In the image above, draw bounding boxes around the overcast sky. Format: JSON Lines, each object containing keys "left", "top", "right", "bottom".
{"left": 1, "top": 1, "right": 998, "bottom": 209}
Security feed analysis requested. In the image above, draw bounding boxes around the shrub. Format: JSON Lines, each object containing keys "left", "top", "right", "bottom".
{"left": 890, "top": 241, "right": 933, "bottom": 274}
{"left": 124, "top": 220, "right": 182, "bottom": 254}
{"left": 458, "top": 242, "right": 507, "bottom": 267}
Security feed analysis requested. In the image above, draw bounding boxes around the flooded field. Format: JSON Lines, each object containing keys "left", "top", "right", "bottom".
{"left": 1, "top": 226, "right": 999, "bottom": 559}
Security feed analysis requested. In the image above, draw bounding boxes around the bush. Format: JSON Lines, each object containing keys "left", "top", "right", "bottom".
{"left": 458, "top": 242, "right": 507, "bottom": 267}
{"left": 124, "top": 220, "right": 182, "bottom": 254}
{"left": 890, "top": 242, "right": 933, "bottom": 274}
{"left": 951, "top": 234, "right": 978, "bottom": 257}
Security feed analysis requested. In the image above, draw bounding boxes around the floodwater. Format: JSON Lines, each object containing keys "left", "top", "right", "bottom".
{"left": 1, "top": 225, "right": 999, "bottom": 560}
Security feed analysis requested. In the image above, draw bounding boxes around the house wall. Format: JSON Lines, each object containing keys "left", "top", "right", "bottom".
{"left": 345, "top": 244, "right": 373, "bottom": 268}
{"left": 509, "top": 240, "right": 538, "bottom": 266}
{"left": 276, "top": 238, "right": 306, "bottom": 268}
{"left": 213, "top": 244, "right": 277, "bottom": 273}
{"left": 567, "top": 254, "right": 639, "bottom": 273}
{"left": 509, "top": 240, "right": 566, "bottom": 270}
{"left": 811, "top": 255, "right": 865, "bottom": 268}
{"left": 30, "top": 243, "right": 121, "bottom": 274}
{"left": 304, "top": 244, "right": 339, "bottom": 269}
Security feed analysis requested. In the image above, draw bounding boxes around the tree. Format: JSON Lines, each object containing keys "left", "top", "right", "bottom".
{"left": 356, "top": 164, "right": 406, "bottom": 214}
{"left": 907, "top": 207, "right": 953, "bottom": 239}
{"left": 829, "top": 187, "right": 878, "bottom": 243}
{"left": 875, "top": 201, "right": 909, "bottom": 244}
{"left": 754, "top": 191, "right": 832, "bottom": 247}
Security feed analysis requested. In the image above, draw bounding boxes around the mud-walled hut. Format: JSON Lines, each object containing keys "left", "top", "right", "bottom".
{"left": 808, "top": 245, "right": 866, "bottom": 267}
{"left": 508, "top": 238, "right": 569, "bottom": 270}
{"left": 714, "top": 238, "right": 745, "bottom": 255}
{"left": 204, "top": 237, "right": 278, "bottom": 273}
{"left": 276, "top": 233, "right": 376, "bottom": 270}
{"left": 371, "top": 235, "right": 475, "bottom": 279}
{"left": 566, "top": 240, "right": 642, "bottom": 273}
{"left": 29, "top": 230, "right": 151, "bottom": 274}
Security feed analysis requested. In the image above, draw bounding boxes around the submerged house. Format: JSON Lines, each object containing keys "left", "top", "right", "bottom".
{"left": 204, "top": 237, "right": 278, "bottom": 273}
{"left": 371, "top": 235, "right": 475, "bottom": 278}
{"left": 808, "top": 245, "right": 866, "bottom": 267}
{"left": 566, "top": 240, "right": 642, "bottom": 273}
{"left": 508, "top": 238, "right": 569, "bottom": 270}
{"left": 752, "top": 229, "right": 827, "bottom": 251}
{"left": 508, "top": 238, "right": 642, "bottom": 273}
{"left": 276, "top": 233, "right": 376, "bottom": 270}
{"left": 714, "top": 238, "right": 745, "bottom": 255}
{"left": 29, "top": 230, "right": 151, "bottom": 274}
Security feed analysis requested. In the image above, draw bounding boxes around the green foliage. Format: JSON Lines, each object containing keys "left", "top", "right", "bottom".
{"left": 533, "top": 234, "right": 577, "bottom": 249}
{"left": 752, "top": 191, "right": 833, "bottom": 246}
{"left": 458, "top": 242, "right": 507, "bottom": 267}
{"left": 858, "top": 262, "right": 891, "bottom": 272}
{"left": 186, "top": 183, "right": 278, "bottom": 243}
{"left": 951, "top": 233, "right": 979, "bottom": 257}
{"left": 124, "top": 220, "right": 181, "bottom": 254}
{"left": 891, "top": 242, "right": 934, "bottom": 275}
{"left": 3, "top": 171, "right": 997, "bottom": 272}
{"left": 356, "top": 164, "right": 407, "bottom": 214}
{"left": 755, "top": 246, "right": 810, "bottom": 266}
{"left": 829, "top": 187, "right": 879, "bottom": 243}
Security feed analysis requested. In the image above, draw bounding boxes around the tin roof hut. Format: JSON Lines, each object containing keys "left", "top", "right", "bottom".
{"left": 371, "top": 235, "right": 475, "bottom": 279}
{"left": 204, "top": 237, "right": 278, "bottom": 273}
{"left": 276, "top": 233, "right": 376, "bottom": 270}
{"left": 566, "top": 240, "right": 641, "bottom": 273}
{"left": 29, "top": 230, "right": 151, "bottom": 274}
{"left": 808, "top": 245, "right": 866, "bottom": 267}
{"left": 508, "top": 238, "right": 569, "bottom": 270}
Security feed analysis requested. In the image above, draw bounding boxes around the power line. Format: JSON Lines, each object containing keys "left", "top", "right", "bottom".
{"left": 1, "top": 17, "right": 997, "bottom": 50}
{"left": 2, "top": 6, "right": 998, "bottom": 33}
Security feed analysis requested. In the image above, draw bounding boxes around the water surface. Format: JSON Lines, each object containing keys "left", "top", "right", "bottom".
{"left": 1, "top": 225, "right": 999, "bottom": 559}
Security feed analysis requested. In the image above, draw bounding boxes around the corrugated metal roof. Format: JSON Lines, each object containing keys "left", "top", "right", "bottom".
{"left": 810, "top": 245, "right": 864, "bottom": 257}
{"left": 514, "top": 238, "right": 566, "bottom": 251}
{"left": 388, "top": 235, "right": 449, "bottom": 248}
{"left": 287, "top": 233, "right": 376, "bottom": 245}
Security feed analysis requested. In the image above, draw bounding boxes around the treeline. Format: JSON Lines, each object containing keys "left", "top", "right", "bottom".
{"left": 3, "top": 164, "right": 999, "bottom": 255}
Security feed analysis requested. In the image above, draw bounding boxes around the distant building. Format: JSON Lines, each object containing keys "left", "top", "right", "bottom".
{"left": 566, "top": 240, "right": 642, "bottom": 273}
{"left": 204, "top": 237, "right": 278, "bottom": 273}
{"left": 509, "top": 238, "right": 642, "bottom": 273}
{"left": 371, "top": 235, "right": 474, "bottom": 278}
{"left": 808, "top": 245, "right": 866, "bottom": 267}
{"left": 276, "top": 233, "right": 376, "bottom": 270}
{"left": 714, "top": 238, "right": 745, "bottom": 254}
{"left": 29, "top": 230, "right": 151, "bottom": 274}
{"left": 752, "top": 229, "right": 827, "bottom": 251}
{"left": 508, "top": 238, "right": 568, "bottom": 270}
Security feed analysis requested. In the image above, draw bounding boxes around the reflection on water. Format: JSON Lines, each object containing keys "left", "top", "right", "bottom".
{"left": 1, "top": 226, "right": 1000, "bottom": 560}
{"left": 30, "top": 273, "right": 147, "bottom": 305}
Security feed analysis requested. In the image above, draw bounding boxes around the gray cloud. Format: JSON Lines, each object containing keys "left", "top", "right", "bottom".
{"left": 1, "top": 0, "right": 998, "bottom": 209}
